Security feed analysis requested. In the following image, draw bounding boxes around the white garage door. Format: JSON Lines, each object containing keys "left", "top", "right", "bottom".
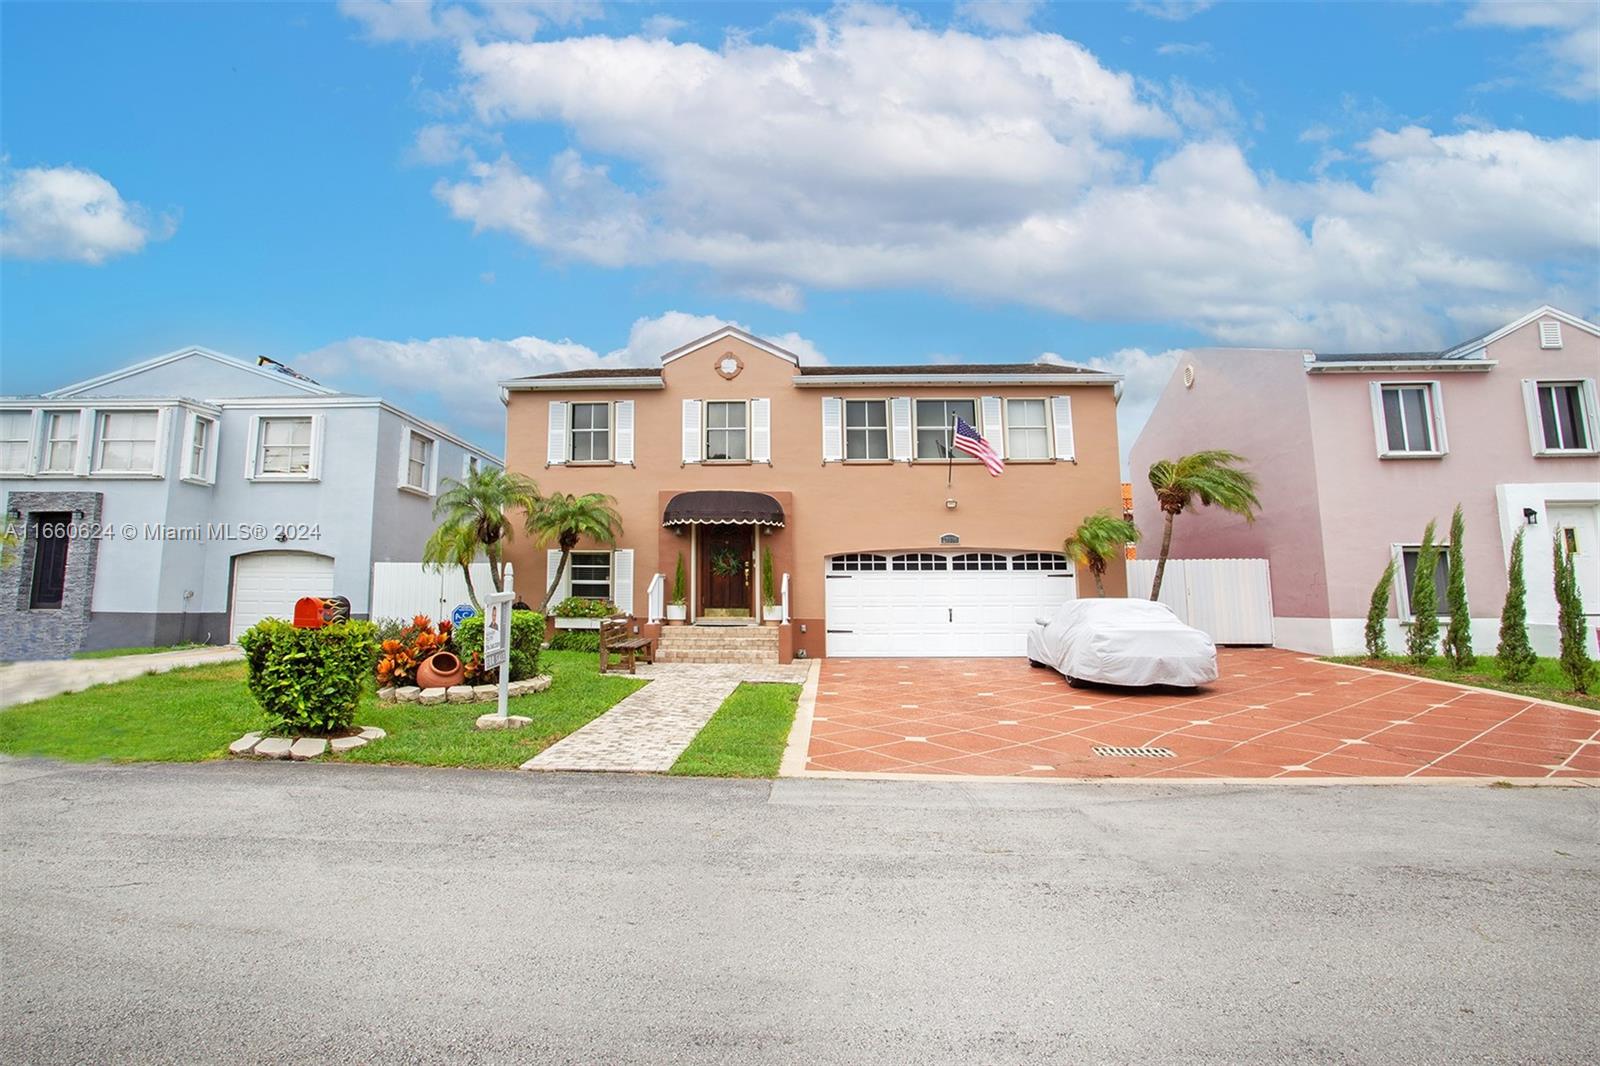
{"left": 230, "top": 551, "right": 336, "bottom": 640}
{"left": 824, "top": 551, "right": 1076, "bottom": 657}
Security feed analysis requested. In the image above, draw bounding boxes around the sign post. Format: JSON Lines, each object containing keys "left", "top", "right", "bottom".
{"left": 483, "top": 589, "right": 515, "bottom": 722}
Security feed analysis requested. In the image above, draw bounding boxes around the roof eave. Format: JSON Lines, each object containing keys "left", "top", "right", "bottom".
{"left": 1306, "top": 360, "right": 1498, "bottom": 374}
{"left": 791, "top": 372, "right": 1121, "bottom": 387}
{"left": 500, "top": 377, "right": 665, "bottom": 391}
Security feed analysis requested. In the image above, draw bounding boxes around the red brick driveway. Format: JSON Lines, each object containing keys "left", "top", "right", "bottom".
{"left": 803, "top": 649, "right": 1600, "bottom": 781}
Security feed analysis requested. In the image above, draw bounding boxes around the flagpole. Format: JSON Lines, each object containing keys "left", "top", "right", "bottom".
{"left": 947, "top": 415, "right": 955, "bottom": 489}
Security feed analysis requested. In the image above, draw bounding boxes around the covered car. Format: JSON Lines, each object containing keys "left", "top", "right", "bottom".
{"left": 1026, "top": 598, "right": 1218, "bottom": 689}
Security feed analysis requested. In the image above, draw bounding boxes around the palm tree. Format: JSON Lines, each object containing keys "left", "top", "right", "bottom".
{"left": 527, "top": 492, "right": 623, "bottom": 611}
{"left": 1146, "top": 450, "right": 1261, "bottom": 601}
{"left": 430, "top": 467, "right": 538, "bottom": 598}
{"left": 1064, "top": 510, "right": 1139, "bottom": 596}
{"left": 423, "top": 522, "right": 485, "bottom": 612}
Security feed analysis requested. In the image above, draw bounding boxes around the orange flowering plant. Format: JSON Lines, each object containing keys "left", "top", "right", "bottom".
{"left": 375, "top": 614, "right": 460, "bottom": 688}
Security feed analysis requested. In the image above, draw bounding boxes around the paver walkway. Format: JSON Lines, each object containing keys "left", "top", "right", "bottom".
{"left": 0, "top": 646, "right": 243, "bottom": 709}
{"left": 523, "top": 661, "right": 810, "bottom": 772}
{"left": 804, "top": 650, "right": 1600, "bottom": 781}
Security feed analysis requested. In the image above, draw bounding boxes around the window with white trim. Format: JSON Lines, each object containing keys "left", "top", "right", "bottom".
{"left": 1005, "top": 398, "right": 1049, "bottom": 460}
{"left": 41, "top": 412, "right": 79, "bottom": 474}
{"left": 830, "top": 553, "right": 888, "bottom": 571}
{"left": 94, "top": 410, "right": 159, "bottom": 473}
{"left": 1397, "top": 545, "right": 1451, "bottom": 618}
{"left": 258, "top": 417, "right": 313, "bottom": 476}
{"left": 705, "top": 401, "right": 748, "bottom": 461}
{"left": 914, "top": 399, "right": 977, "bottom": 459}
{"left": 1534, "top": 381, "right": 1592, "bottom": 452}
{"left": 0, "top": 411, "right": 29, "bottom": 473}
{"left": 187, "top": 416, "right": 215, "bottom": 482}
{"left": 404, "top": 430, "right": 435, "bottom": 491}
{"left": 569, "top": 402, "right": 611, "bottom": 462}
{"left": 844, "top": 399, "right": 889, "bottom": 460}
{"left": 570, "top": 551, "right": 612, "bottom": 600}
{"left": 1377, "top": 384, "right": 1442, "bottom": 456}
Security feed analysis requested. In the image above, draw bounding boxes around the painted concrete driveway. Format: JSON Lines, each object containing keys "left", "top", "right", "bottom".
{"left": 804, "top": 649, "right": 1600, "bottom": 781}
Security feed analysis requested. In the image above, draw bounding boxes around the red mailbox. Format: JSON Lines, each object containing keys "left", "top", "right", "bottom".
{"left": 292, "top": 597, "right": 327, "bottom": 629}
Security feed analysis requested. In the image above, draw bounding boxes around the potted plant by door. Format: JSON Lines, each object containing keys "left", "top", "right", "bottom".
{"left": 761, "top": 547, "right": 783, "bottom": 624}
{"left": 666, "top": 553, "right": 688, "bottom": 624}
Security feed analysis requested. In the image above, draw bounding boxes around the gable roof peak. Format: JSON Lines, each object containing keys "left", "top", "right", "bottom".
{"left": 659, "top": 325, "right": 802, "bottom": 367}
{"left": 46, "top": 345, "right": 338, "bottom": 399}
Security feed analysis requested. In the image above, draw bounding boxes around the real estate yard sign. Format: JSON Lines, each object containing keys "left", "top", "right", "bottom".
{"left": 484, "top": 589, "right": 515, "bottom": 719}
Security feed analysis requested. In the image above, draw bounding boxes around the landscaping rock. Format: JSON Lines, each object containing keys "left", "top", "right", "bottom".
{"left": 419, "top": 688, "right": 446, "bottom": 705}
{"left": 510, "top": 680, "right": 533, "bottom": 697}
{"left": 329, "top": 735, "right": 368, "bottom": 753}
{"left": 253, "top": 737, "right": 293, "bottom": 759}
{"left": 289, "top": 737, "right": 327, "bottom": 761}
{"left": 472, "top": 684, "right": 498, "bottom": 702}
{"left": 358, "top": 726, "right": 386, "bottom": 741}
{"left": 446, "top": 685, "right": 474, "bottom": 704}
{"left": 475, "top": 713, "right": 532, "bottom": 731}
{"left": 228, "top": 733, "right": 262, "bottom": 756}
{"left": 396, "top": 686, "right": 421, "bottom": 704}
{"left": 529, "top": 675, "right": 552, "bottom": 693}
{"left": 377, "top": 687, "right": 397, "bottom": 703}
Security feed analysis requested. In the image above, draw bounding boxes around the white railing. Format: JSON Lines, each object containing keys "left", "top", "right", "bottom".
{"left": 646, "top": 572, "right": 665, "bottom": 624}
{"left": 780, "top": 572, "right": 790, "bottom": 624}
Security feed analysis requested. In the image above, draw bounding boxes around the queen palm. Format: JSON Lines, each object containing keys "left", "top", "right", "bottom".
{"left": 528, "top": 492, "right": 623, "bottom": 611}
{"left": 429, "top": 467, "right": 538, "bottom": 604}
{"left": 1064, "top": 510, "right": 1139, "bottom": 596}
{"left": 1147, "top": 450, "right": 1261, "bottom": 601}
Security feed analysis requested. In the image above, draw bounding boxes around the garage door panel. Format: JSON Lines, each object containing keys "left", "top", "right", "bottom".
{"left": 230, "top": 552, "right": 335, "bottom": 641}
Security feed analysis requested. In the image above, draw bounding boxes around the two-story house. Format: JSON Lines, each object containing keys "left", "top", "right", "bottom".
{"left": 1129, "top": 306, "right": 1600, "bottom": 656}
{"left": 0, "top": 346, "right": 500, "bottom": 656}
{"left": 501, "top": 326, "right": 1125, "bottom": 661}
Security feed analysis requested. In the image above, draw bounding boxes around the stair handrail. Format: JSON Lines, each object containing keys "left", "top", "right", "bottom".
{"left": 645, "top": 572, "right": 665, "bottom": 624}
{"left": 780, "top": 572, "right": 790, "bottom": 624}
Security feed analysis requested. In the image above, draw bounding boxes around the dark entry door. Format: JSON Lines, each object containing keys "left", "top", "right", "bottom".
{"left": 700, "top": 525, "right": 753, "bottom": 615}
{"left": 29, "top": 512, "right": 71, "bottom": 609}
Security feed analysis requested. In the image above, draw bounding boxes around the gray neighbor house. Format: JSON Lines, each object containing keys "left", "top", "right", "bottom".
{"left": 0, "top": 346, "right": 500, "bottom": 657}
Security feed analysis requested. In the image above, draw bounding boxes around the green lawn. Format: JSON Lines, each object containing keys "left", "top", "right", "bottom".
{"left": 1324, "top": 654, "right": 1599, "bottom": 712}
{"left": 72, "top": 643, "right": 206, "bottom": 660}
{"left": 0, "top": 651, "right": 643, "bottom": 768}
{"left": 669, "top": 682, "right": 802, "bottom": 778}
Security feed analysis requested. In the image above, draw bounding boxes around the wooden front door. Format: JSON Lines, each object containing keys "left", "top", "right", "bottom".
{"left": 700, "top": 524, "right": 753, "bottom": 616}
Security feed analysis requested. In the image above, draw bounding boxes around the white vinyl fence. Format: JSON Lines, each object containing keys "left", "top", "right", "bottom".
{"left": 369, "top": 562, "right": 511, "bottom": 623}
{"left": 1126, "top": 558, "right": 1273, "bottom": 645}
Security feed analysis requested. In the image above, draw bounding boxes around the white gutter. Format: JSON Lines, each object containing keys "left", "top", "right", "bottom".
{"left": 792, "top": 373, "right": 1121, "bottom": 387}
{"left": 1306, "top": 360, "right": 1497, "bottom": 374}
{"left": 500, "top": 377, "right": 665, "bottom": 391}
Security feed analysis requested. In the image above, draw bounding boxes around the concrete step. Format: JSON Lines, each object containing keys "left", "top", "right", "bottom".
{"left": 655, "top": 625, "right": 781, "bottom": 664}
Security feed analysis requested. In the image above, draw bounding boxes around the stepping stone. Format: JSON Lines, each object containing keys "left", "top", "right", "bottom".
{"left": 329, "top": 735, "right": 368, "bottom": 752}
{"left": 396, "top": 687, "right": 421, "bottom": 704}
{"left": 446, "top": 686, "right": 475, "bottom": 704}
{"left": 229, "top": 733, "right": 262, "bottom": 755}
{"left": 288, "top": 738, "right": 327, "bottom": 761}
{"left": 475, "top": 713, "right": 533, "bottom": 731}
{"left": 358, "top": 726, "right": 386, "bottom": 741}
{"left": 377, "top": 687, "right": 397, "bottom": 703}
{"left": 253, "top": 737, "right": 293, "bottom": 759}
{"left": 419, "top": 688, "right": 446, "bottom": 705}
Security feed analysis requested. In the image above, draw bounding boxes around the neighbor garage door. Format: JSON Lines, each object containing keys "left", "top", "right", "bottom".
{"left": 824, "top": 551, "right": 1076, "bottom": 657}
{"left": 230, "top": 551, "right": 335, "bottom": 640}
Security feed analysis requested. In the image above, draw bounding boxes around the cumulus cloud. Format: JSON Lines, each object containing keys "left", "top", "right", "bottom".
{"left": 954, "top": 1, "right": 1041, "bottom": 33}
{"left": 1130, "top": 1, "right": 1215, "bottom": 21}
{"left": 339, "top": 0, "right": 601, "bottom": 44}
{"left": 0, "top": 163, "right": 173, "bottom": 265}
{"left": 1464, "top": 1, "right": 1600, "bottom": 99}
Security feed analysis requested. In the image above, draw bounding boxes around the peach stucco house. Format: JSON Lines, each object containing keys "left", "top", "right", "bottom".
{"left": 500, "top": 327, "right": 1125, "bottom": 661}
{"left": 1130, "top": 306, "right": 1600, "bottom": 657}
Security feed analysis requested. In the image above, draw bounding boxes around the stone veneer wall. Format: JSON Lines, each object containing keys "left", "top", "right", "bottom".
{"left": 0, "top": 491, "right": 104, "bottom": 659}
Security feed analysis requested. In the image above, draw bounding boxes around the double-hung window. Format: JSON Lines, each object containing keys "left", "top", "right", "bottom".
{"left": 1005, "top": 398, "right": 1050, "bottom": 460}
{"left": 570, "top": 551, "right": 612, "bottom": 600}
{"left": 404, "top": 430, "right": 435, "bottom": 492}
{"left": 569, "top": 402, "right": 611, "bottom": 462}
{"left": 258, "top": 417, "right": 313, "bottom": 476}
{"left": 1397, "top": 545, "right": 1451, "bottom": 619}
{"left": 41, "top": 412, "right": 80, "bottom": 474}
{"left": 844, "top": 399, "right": 889, "bottom": 460}
{"left": 0, "top": 411, "right": 33, "bottom": 474}
{"left": 94, "top": 410, "right": 160, "bottom": 473}
{"left": 1533, "top": 381, "right": 1594, "bottom": 454}
{"left": 705, "top": 401, "right": 748, "bottom": 461}
{"left": 1374, "top": 383, "right": 1444, "bottom": 457}
{"left": 186, "top": 416, "right": 216, "bottom": 482}
{"left": 914, "top": 399, "right": 977, "bottom": 459}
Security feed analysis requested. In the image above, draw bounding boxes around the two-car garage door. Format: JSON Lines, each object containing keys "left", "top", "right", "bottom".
{"left": 824, "top": 551, "right": 1076, "bottom": 657}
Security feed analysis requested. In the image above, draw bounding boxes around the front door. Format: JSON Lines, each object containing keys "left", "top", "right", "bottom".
{"left": 700, "top": 524, "right": 753, "bottom": 617}
{"left": 1550, "top": 504, "right": 1600, "bottom": 611}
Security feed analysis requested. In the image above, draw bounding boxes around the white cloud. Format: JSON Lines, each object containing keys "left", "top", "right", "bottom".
{"left": 1464, "top": 1, "right": 1599, "bottom": 99}
{"left": 0, "top": 163, "right": 173, "bottom": 265}
{"left": 1041, "top": 346, "right": 1185, "bottom": 473}
{"left": 640, "top": 14, "right": 686, "bottom": 39}
{"left": 1130, "top": 1, "right": 1215, "bottom": 22}
{"left": 1156, "top": 41, "right": 1212, "bottom": 57}
{"left": 339, "top": 0, "right": 602, "bottom": 44}
{"left": 954, "top": 1, "right": 1041, "bottom": 33}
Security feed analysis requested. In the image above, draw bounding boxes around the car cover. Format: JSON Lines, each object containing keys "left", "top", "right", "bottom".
{"left": 1028, "top": 598, "right": 1219, "bottom": 688}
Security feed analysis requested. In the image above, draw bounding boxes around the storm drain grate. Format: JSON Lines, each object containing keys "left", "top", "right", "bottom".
{"left": 1093, "top": 745, "right": 1176, "bottom": 759}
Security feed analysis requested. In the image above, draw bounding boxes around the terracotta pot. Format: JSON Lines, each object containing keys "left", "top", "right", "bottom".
{"left": 417, "top": 651, "right": 465, "bottom": 690}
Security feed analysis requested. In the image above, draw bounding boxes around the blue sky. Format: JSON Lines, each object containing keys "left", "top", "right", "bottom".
{"left": 2, "top": 1, "right": 1596, "bottom": 458}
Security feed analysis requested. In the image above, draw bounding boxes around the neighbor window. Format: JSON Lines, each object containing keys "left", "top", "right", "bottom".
{"left": 569, "top": 402, "right": 611, "bottom": 463}
{"left": 1377, "top": 384, "right": 1441, "bottom": 456}
{"left": 404, "top": 430, "right": 435, "bottom": 491}
{"left": 28, "top": 511, "right": 71, "bottom": 610}
{"left": 0, "top": 411, "right": 32, "bottom": 473}
{"left": 570, "top": 551, "right": 612, "bottom": 600}
{"left": 705, "top": 401, "right": 748, "bottom": 461}
{"left": 41, "top": 412, "right": 79, "bottom": 474}
{"left": 187, "top": 417, "right": 215, "bottom": 482}
{"left": 258, "top": 417, "right": 312, "bottom": 476}
{"left": 844, "top": 399, "right": 889, "bottom": 460}
{"left": 93, "top": 410, "right": 159, "bottom": 473}
{"left": 1398, "top": 545, "right": 1451, "bottom": 618}
{"left": 1535, "top": 382, "right": 1592, "bottom": 452}
{"left": 1005, "top": 398, "right": 1050, "bottom": 460}
{"left": 914, "top": 399, "right": 978, "bottom": 459}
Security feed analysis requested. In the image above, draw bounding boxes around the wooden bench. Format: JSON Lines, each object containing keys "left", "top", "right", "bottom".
{"left": 599, "top": 616, "right": 656, "bottom": 675}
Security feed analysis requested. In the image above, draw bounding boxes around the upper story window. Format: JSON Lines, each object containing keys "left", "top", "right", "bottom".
{"left": 1005, "top": 398, "right": 1049, "bottom": 460}
{"left": 42, "top": 412, "right": 79, "bottom": 474}
{"left": 844, "top": 399, "right": 889, "bottom": 460}
{"left": 570, "top": 551, "right": 612, "bottom": 600}
{"left": 1532, "top": 380, "right": 1595, "bottom": 454}
{"left": 258, "top": 416, "right": 313, "bottom": 476}
{"left": 1372, "top": 382, "right": 1445, "bottom": 458}
{"left": 404, "top": 429, "right": 435, "bottom": 492}
{"left": 94, "top": 410, "right": 160, "bottom": 473}
{"left": 0, "top": 411, "right": 33, "bottom": 474}
{"left": 185, "top": 415, "right": 216, "bottom": 483}
{"left": 705, "top": 400, "right": 748, "bottom": 461}
{"left": 914, "top": 399, "right": 977, "bottom": 459}
{"left": 569, "top": 402, "right": 611, "bottom": 463}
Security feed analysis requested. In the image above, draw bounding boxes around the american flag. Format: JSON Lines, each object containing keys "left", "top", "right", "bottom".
{"left": 953, "top": 417, "right": 1004, "bottom": 476}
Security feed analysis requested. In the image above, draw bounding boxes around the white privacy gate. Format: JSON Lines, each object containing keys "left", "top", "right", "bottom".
{"left": 369, "top": 562, "right": 511, "bottom": 622}
{"left": 1125, "top": 558, "right": 1273, "bottom": 645}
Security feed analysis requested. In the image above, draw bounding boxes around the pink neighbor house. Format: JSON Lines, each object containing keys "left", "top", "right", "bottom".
{"left": 1130, "top": 306, "right": 1599, "bottom": 657}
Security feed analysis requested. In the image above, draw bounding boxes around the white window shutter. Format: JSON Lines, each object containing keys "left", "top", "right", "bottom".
{"left": 184, "top": 411, "right": 200, "bottom": 479}
{"left": 244, "top": 415, "right": 260, "bottom": 478}
{"left": 1370, "top": 382, "right": 1391, "bottom": 457}
{"left": 613, "top": 549, "right": 634, "bottom": 616}
{"left": 1429, "top": 382, "right": 1448, "bottom": 455}
{"left": 821, "top": 396, "right": 843, "bottom": 462}
{"left": 547, "top": 401, "right": 568, "bottom": 465}
{"left": 615, "top": 400, "right": 635, "bottom": 464}
{"left": 1521, "top": 379, "right": 1545, "bottom": 454}
{"left": 308, "top": 414, "right": 326, "bottom": 481}
{"left": 682, "top": 399, "right": 702, "bottom": 463}
{"left": 204, "top": 418, "right": 220, "bottom": 482}
{"left": 26, "top": 410, "right": 43, "bottom": 474}
{"left": 1539, "top": 320, "right": 1562, "bottom": 349}
{"left": 751, "top": 398, "right": 771, "bottom": 463}
{"left": 75, "top": 407, "right": 94, "bottom": 475}
{"left": 981, "top": 396, "right": 1003, "bottom": 450}
{"left": 891, "top": 397, "right": 913, "bottom": 461}
{"left": 461, "top": 453, "right": 472, "bottom": 481}
{"left": 546, "top": 549, "right": 571, "bottom": 604}
{"left": 1051, "top": 395, "right": 1075, "bottom": 461}
{"left": 396, "top": 427, "right": 412, "bottom": 488}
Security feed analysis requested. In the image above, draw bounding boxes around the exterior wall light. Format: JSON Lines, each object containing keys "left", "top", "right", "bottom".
{"left": 1523, "top": 507, "right": 1539, "bottom": 526}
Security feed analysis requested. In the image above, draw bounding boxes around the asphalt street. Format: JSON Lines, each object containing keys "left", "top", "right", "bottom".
{"left": 1, "top": 759, "right": 1595, "bottom": 1064}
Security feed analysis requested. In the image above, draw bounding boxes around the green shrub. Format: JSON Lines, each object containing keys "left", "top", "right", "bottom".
{"left": 239, "top": 620, "right": 379, "bottom": 736}
{"left": 454, "top": 609, "right": 545, "bottom": 682}
{"left": 761, "top": 546, "right": 776, "bottom": 608}
{"left": 372, "top": 616, "right": 409, "bottom": 643}
{"left": 672, "top": 554, "right": 687, "bottom": 605}
{"left": 1554, "top": 536, "right": 1594, "bottom": 694}
{"left": 554, "top": 596, "right": 616, "bottom": 618}
{"left": 1364, "top": 557, "right": 1396, "bottom": 658}
{"left": 1442, "top": 505, "right": 1475, "bottom": 669}
{"left": 1497, "top": 528, "right": 1537, "bottom": 682}
{"left": 1407, "top": 519, "right": 1440, "bottom": 664}
{"left": 550, "top": 630, "right": 601, "bottom": 652}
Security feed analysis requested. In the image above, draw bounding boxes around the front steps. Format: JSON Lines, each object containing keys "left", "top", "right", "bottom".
{"left": 656, "top": 624, "right": 780, "bottom": 664}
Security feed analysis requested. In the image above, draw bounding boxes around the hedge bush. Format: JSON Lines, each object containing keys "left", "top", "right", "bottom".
{"left": 239, "top": 620, "right": 379, "bottom": 736}
{"left": 454, "top": 609, "right": 544, "bottom": 682}
{"left": 549, "top": 630, "right": 601, "bottom": 652}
